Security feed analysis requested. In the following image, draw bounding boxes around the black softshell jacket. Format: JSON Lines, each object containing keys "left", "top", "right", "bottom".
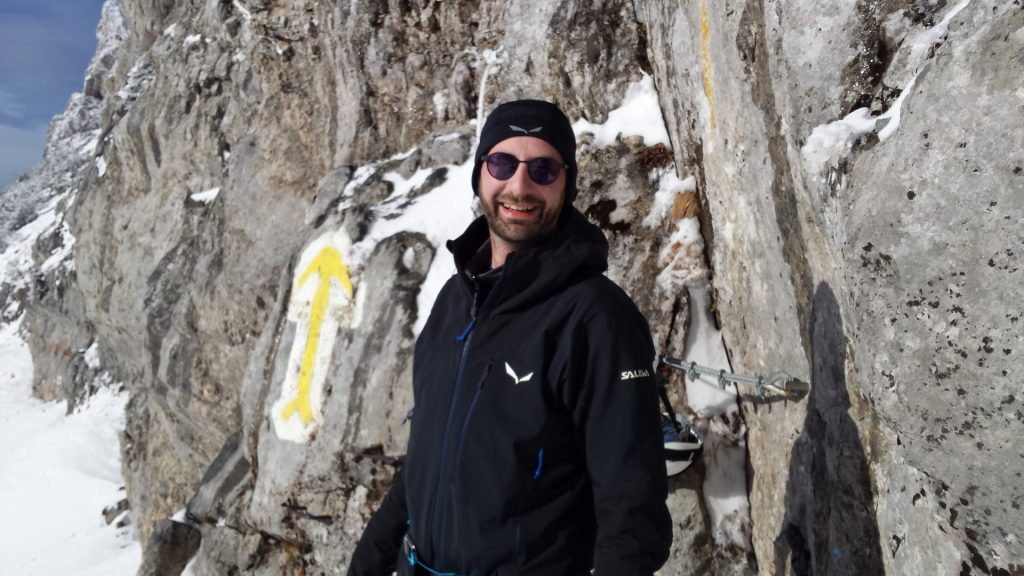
{"left": 349, "top": 208, "right": 672, "bottom": 575}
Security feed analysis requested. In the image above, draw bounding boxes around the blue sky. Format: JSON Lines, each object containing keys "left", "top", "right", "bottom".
{"left": 0, "top": 0, "right": 107, "bottom": 189}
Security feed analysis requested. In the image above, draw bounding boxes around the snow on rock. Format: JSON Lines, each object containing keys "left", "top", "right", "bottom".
{"left": 348, "top": 157, "right": 476, "bottom": 336}
{"left": 345, "top": 68, "right": 687, "bottom": 336}
{"left": 0, "top": 195, "right": 64, "bottom": 290}
{"left": 801, "top": 0, "right": 971, "bottom": 174}
{"left": 472, "top": 47, "right": 509, "bottom": 137}
{"left": 83, "top": 341, "right": 102, "bottom": 370}
{"left": 644, "top": 173, "right": 695, "bottom": 228}
{"left": 95, "top": 156, "right": 107, "bottom": 177}
{"left": 183, "top": 34, "right": 203, "bottom": 48}
{"left": 40, "top": 219, "right": 77, "bottom": 274}
{"left": 656, "top": 217, "right": 708, "bottom": 291}
{"left": 0, "top": 319, "right": 140, "bottom": 576}
{"left": 189, "top": 187, "right": 221, "bottom": 204}
{"left": 645, "top": 172, "right": 706, "bottom": 293}
{"left": 800, "top": 108, "right": 877, "bottom": 172}
{"left": 115, "top": 56, "right": 155, "bottom": 104}
{"left": 573, "top": 73, "right": 670, "bottom": 147}
{"left": 681, "top": 283, "right": 752, "bottom": 551}
{"left": 907, "top": 0, "right": 971, "bottom": 75}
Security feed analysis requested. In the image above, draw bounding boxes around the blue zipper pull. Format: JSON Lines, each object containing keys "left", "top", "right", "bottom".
{"left": 455, "top": 319, "right": 476, "bottom": 342}
{"left": 533, "top": 448, "right": 544, "bottom": 480}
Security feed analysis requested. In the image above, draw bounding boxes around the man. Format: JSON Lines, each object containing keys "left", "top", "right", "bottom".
{"left": 349, "top": 100, "right": 672, "bottom": 575}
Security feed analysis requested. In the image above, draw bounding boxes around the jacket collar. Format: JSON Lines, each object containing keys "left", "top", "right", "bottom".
{"left": 446, "top": 207, "right": 609, "bottom": 313}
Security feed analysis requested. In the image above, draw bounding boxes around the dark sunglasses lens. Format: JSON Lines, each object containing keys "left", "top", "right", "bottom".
{"left": 528, "top": 158, "right": 562, "bottom": 185}
{"left": 486, "top": 153, "right": 518, "bottom": 180}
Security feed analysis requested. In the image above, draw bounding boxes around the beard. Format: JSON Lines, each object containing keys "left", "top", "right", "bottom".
{"left": 480, "top": 192, "right": 562, "bottom": 250}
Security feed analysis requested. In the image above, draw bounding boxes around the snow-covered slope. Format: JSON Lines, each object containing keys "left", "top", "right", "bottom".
{"left": 0, "top": 298, "right": 139, "bottom": 575}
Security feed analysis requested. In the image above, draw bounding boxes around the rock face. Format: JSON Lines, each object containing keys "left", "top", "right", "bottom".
{"left": 12, "top": 0, "right": 1021, "bottom": 574}
{"left": 638, "top": 0, "right": 1023, "bottom": 574}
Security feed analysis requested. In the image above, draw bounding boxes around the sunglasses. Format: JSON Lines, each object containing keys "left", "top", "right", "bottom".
{"left": 482, "top": 152, "right": 567, "bottom": 186}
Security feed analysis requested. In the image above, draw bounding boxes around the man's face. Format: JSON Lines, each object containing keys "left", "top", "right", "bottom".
{"left": 478, "top": 136, "right": 566, "bottom": 253}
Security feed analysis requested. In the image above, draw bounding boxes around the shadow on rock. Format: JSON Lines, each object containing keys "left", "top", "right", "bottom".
{"left": 773, "top": 282, "right": 883, "bottom": 575}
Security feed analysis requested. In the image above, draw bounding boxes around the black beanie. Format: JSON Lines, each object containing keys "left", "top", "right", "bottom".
{"left": 472, "top": 99, "right": 578, "bottom": 205}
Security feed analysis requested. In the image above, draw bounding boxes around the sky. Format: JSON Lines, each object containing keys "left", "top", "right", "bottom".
{"left": 0, "top": 0, "right": 107, "bottom": 190}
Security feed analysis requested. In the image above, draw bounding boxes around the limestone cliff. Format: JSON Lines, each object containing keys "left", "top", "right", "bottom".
{"left": 8, "top": 0, "right": 1021, "bottom": 574}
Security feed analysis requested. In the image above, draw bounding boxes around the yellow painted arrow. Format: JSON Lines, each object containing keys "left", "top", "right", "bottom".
{"left": 279, "top": 246, "right": 354, "bottom": 425}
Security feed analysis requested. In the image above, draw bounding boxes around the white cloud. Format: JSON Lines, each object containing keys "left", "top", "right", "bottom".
{"left": 0, "top": 122, "right": 48, "bottom": 189}
{"left": 0, "top": 87, "right": 27, "bottom": 119}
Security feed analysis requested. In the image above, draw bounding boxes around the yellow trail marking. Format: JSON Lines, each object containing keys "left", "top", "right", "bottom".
{"left": 279, "top": 247, "right": 354, "bottom": 425}
{"left": 700, "top": 0, "right": 716, "bottom": 129}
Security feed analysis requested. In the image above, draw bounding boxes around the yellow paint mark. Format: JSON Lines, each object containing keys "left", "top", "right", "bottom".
{"left": 700, "top": 0, "right": 716, "bottom": 129}
{"left": 278, "top": 247, "right": 353, "bottom": 425}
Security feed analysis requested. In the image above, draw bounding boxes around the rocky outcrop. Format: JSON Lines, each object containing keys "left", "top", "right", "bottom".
{"left": 13, "top": 0, "right": 1021, "bottom": 574}
{"left": 639, "top": 0, "right": 1023, "bottom": 573}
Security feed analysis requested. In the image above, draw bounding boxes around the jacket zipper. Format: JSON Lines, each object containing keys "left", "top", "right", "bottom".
{"left": 427, "top": 279, "right": 484, "bottom": 560}
{"left": 453, "top": 361, "right": 492, "bottom": 472}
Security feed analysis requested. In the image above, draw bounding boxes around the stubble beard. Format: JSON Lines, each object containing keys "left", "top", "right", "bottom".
{"left": 482, "top": 193, "right": 560, "bottom": 250}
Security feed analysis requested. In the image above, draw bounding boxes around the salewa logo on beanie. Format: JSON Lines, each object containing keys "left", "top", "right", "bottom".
{"left": 472, "top": 99, "right": 578, "bottom": 206}
{"left": 509, "top": 125, "right": 543, "bottom": 134}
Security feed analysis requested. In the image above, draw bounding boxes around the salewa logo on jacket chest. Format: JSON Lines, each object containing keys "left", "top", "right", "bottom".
{"left": 621, "top": 369, "right": 651, "bottom": 381}
{"left": 505, "top": 362, "right": 534, "bottom": 385}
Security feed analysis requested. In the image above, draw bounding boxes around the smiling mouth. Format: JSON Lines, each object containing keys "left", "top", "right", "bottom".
{"left": 500, "top": 202, "right": 538, "bottom": 214}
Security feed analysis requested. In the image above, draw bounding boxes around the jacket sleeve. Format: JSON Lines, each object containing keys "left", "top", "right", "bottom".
{"left": 347, "top": 465, "right": 408, "bottom": 576}
{"left": 570, "top": 296, "right": 672, "bottom": 575}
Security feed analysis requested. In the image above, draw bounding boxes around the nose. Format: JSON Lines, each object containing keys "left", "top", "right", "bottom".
{"left": 504, "top": 161, "right": 533, "bottom": 193}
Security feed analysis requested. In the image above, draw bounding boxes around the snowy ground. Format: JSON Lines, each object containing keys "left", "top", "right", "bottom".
{"left": 0, "top": 319, "right": 140, "bottom": 575}
{"left": 0, "top": 228, "right": 140, "bottom": 576}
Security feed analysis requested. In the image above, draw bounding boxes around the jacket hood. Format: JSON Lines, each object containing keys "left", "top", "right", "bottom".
{"left": 446, "top": 207, "right": 609, "bottom": 313}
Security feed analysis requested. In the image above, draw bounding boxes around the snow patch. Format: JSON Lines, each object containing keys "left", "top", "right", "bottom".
{"left": 908, "top": 0, "right": 971, "bottom": 75}
{"left": 80, "top": 133, "right": 101, "bottom": 156}
{"left": 348, "top": 158, "right": 475, "bottom": 336}
{"left": 656, "top": 218, "right": 708, "bottom": 291}
{"left": 190, "top": 187, "right": 221, "bottom": 204}
{"left": 473, "top": 48, "right": 508, "bottom": 140}
{"left": 573, "top": 74, "right": 670, "bottom": 148}
{"left": 115, "top": 57, "right": 154, "bottom": 103}
{"left": 40, "top": 219, "right": 76, "bottom": 273}
{"left": 83, "top": 341, "right": 101, "bottom": 370}
{"left": 877, "top": 76, "right": 917, "bottom": 143}
{"left": 801, "top": 0, "right": 971, "bottom": 173}
{"left": 163, "top": 23, "right": 178, "bottom": 37}
{"left": 680, "top": 283, "right": 751, "bottom": 551}
{"left": 183, "top": 34, "right": 203, "bottom": 48}
{"left": 0, "top": 195, "right": 63, "bottom": 289}
{"left": 644, "top": 173, "right": 696, "bottom": 228}
{"left": 381, "top": 169, "right": 433, "bottom": 212}
{"left": 171, "top": 508, "right": 187, "bottom": 522}
{"left": 402, "top": 247, "right": 417, "bottom": 270}
{"left": 433, "top": 91, "right": 447, "bottom": 120}
{"left": 801, "top": 108, "right": 877, "bottom": 171}
{"left": 95, "top": 156, "right": 107, "bottom": 177}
